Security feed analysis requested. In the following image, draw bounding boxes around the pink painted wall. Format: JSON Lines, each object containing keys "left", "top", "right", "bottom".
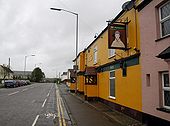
{"left": 139, "top": 0, "right": 170, "bottom": 121}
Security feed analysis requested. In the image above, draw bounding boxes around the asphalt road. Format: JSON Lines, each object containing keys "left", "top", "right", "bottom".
{"left": 0, "top": 83, "right": 57, "bottom": 126}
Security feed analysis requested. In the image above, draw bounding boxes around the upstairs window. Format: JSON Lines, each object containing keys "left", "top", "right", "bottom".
{"left": 162, "top": 72, "right": 170, "bottom": 109}
{"left": 159, "top": 1, "right": 170, "bottom": 37}
{"left": 94, "top": 46, "right": 97, "bottom": 64}
{"left": 109, "top": 49, "right": 115, "bottom": 58}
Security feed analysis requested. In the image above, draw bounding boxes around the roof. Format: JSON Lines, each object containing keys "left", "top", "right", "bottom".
{"left": 13, "top": 71, "right": 32, "bottom": 75}
{"left": 0, "top": 65, "right": 13, "bottom": 73}
{"left": 136, "top": 0, "right": 152, "bottom": 12}
{"left": 73, "top": 49, "right": 86, "bottom": 62}
{"left": 85, "top": 67, "right": 97, "bottom": 76}
{"left": 157, "top": 46, "right": 170, "bottom": 59}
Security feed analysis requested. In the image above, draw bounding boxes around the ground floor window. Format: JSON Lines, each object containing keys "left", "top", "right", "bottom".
{"left": 85, "top": 75, "right": 97, "bottom": 85}
{"left": 109, "top": 70, "right": 115, "bottom": 99}
{"left": 162, "top": 72, "right": 170, "bottom": 109}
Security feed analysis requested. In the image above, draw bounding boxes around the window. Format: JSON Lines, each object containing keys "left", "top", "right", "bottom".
{"left": 146, "top": 74, "right": 151, "bottom": 87}
{"left": 109, "top": 49, "right": 115, "bottom": 58}
{"left": 162, "top": 72, "right": 170, "bottom": 109}
{"left": 109, "top": 70, "right": 115, "bottom": 99}
{"left": 94, "top": 46, "right": 97, "bottom": 64}
{"left": 85, "top": 75, "right": 97, "bottom": 85}
{"left": 159, "top": 1, "right": 170, "bottom": 37}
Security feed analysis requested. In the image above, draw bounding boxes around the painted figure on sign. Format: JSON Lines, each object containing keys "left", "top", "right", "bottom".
{"left": 111, "top": 31, "right": 125, "bottom": 48}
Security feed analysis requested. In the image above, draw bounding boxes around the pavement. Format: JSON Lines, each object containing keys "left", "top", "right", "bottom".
{"left": 58, "top": 83, "right": 143, "bottom": 126}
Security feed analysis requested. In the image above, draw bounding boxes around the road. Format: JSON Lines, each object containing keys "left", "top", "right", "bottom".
{"left": 0, "top": 83, "right": 57, "bottom": 126}
{"left": 0, "top": 83, "right": 123, "bottom": 126}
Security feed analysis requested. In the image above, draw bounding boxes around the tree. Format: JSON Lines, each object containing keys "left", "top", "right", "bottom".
{"left": 31, "top": 67, "right": 45, "bottom": 82}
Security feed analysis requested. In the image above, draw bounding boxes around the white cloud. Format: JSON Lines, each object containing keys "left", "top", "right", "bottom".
{"left": 0, "top": 0, "right": 128, "bottom": 77}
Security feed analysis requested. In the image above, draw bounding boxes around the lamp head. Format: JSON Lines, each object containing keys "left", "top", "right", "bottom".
{"left": 50, "top": 8, "right": 62, "bottom": 11}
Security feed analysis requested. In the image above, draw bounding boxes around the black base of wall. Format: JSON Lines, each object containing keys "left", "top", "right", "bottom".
{"left": 98, "top": 98, "right": 170, "bottom": 126}
{"left": 85, "top": 95, "right": 98, "bottom": 101}
{"left": 98, "top": 98, "right": 142, "bottom": 122}
{"left": 142, "top": 113, "right": 170, "bottom": 126}
{"left": 70, "top": 90, "right": 75, "bottom": 93}
{"left": 77, "top": 91, "right": 84, "bottom": 95}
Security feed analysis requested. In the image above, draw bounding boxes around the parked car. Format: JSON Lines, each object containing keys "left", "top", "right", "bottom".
{"left": 26, "top": 80, "right": 31, "bottom": 85}
{"left": 4, "top": 80, "right": 17, "bottom": 88}
{"left": 16, "top": 80, "right": 23, "bottom": 87}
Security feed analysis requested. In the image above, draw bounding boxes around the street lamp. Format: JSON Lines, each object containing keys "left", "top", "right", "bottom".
{"left": 24, "top": 55, "right": 35, "bottom": 77}
{"left": 50, "top": 8, "right": 79, "bottom": 93}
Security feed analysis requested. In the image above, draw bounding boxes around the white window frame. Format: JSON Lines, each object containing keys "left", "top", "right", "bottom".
{"left": 109, "top": 70, "right": 116, "bottom": 99}
{"left": 159, "top": 1, "right": 170, "bottom": 38}
{"left": 93, "top": 46, "right": 97, "bottom": 64}
{"left": 108, "top": 49, "right": 116, "bottom": 58}
{"left": 162, "top": 72, "right": 170, "bottom": 109}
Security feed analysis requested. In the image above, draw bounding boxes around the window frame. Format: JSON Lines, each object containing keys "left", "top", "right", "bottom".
{"left": 162, "top": 72, "right": 170, "bottom": 109}
{"left": 108, "top": 49, "right": 116, "bottom": 58}
{"left": 93, "top": 46, "right": 97, "bottom": 64}
{"left": 85, "top": 75, "right": 97, "bottom": 85}
{"left": 159, "top": 1, "right": 170, "bottom": 38}
{"left": 109, "top": 70, "right": 116, "bottom": 99}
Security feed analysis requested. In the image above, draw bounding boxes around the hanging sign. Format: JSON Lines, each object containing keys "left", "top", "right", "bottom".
{"left": 108, "top": 24, "right": 127, "bottom": 50}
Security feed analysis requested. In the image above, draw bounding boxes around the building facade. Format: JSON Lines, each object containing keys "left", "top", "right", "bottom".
{"left": 0, "top": 65, "right": 13, "bottom": 81}
{"left": 13, "top": 71, "right": 32, "bottom": 80}
{"left": 81, "top": 1, "right": 143, "bottom": 120}
{"left": 138, "top": 0, "right": 170, "bottom": 125}
{"left": 75, "top": 51, "right": 85, "bottom": 93}
{"left": 68, "top": 0, "right": 170, "bottom": 125}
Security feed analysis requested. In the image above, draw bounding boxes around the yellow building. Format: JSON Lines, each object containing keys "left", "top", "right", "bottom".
{"left": 74, "top": 51, "right": 85, "bottom": 94}
{"left": 83, "top": 1, "right": 142, "bottom": 121}
{"left": 67, "top": 69, "right": 76, "bottom": 92}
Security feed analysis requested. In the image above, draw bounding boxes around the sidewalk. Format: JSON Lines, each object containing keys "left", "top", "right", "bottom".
{"left": 59, "top": 84, "right": 143, "bottom": 126}
{"left": 73, "top": 93, "right": 143, "bottom": 126}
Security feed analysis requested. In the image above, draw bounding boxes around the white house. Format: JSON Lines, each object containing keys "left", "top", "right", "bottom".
{"left": 0, "top": 65, "right": 13, "bottom": 81}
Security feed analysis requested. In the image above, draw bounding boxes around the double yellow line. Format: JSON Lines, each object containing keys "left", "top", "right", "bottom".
{"left": 56, "top": 85, "right": 66, "bottom": 126}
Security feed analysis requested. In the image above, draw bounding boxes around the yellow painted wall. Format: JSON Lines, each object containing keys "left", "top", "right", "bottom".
{"left": 77, "top": 75, "right": 84, "bottom": 92}
{"left": 84, "top": 85, "right": 98, "bottom": 97}
{"left": 70, "top": 83, "right": 76, "bottom": 91}
{"left": 85, "top": 30, "right": 110, "bottom": 67}
{"left": 84, "top": 8, "right": 142, "bottom": 110}
{"left": 85, "top": 9, "right": 141, "bottom": 66}
{"left": 77, "top": 51, "right": 85, "bottom": 93}
{"left": 98, "top": 65, "right": 142, "bottom": 111}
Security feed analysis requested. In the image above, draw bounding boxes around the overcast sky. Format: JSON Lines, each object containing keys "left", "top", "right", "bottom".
{"left": 0, "top": 0, "right": 128, "bottom": 78}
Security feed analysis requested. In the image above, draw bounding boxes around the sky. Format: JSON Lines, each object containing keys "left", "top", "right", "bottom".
{"left": 0, "top": 0, "right": 128, "bottom": 78}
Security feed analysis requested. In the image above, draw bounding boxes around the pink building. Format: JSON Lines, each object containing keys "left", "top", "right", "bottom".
{"left": 138, "top": 0, "right": 170, "bottom": 125}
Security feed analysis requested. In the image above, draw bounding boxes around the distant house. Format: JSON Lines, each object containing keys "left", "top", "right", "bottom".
{"left": 0, "top": 65, "right": 13, "bottom": 80}
{"left": 61, "top": 72, "right": 68, "bottom": 83}
{"left": 13, "top": 71, "right": 32, "bottom": 80}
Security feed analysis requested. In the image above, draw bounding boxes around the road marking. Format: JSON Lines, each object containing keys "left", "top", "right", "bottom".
{"left": 42, "top": 98, "right": 47, "bottom": 108}
{"left": 47, "top": 93, "right": 50, "bottom": 97}
{"left": 57, "top": 97, "right": 62, "bottom": 126}
{"left": 59, "top": 97, "right": 66, "bottom": 126}
{"left": 56, "top": 85, "right": 66, "bottom": 126}
{"left": 8, "top": 91, "right": 19, "bottom": 96}
{"left": 32, "top": 115, "right": 39, "bottom": 126}
{"left": 22, "top": 88, "right": 28, "bottom": 92}
{"left": 32, "top": 100, "right": 36, "bottom": 103}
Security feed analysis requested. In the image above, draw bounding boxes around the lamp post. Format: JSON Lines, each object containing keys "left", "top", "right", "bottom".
{"left": 50, "top": 8, "right": 79, "bottom": 93}
{"left": 24, "top": 55, "right": 35, "bottom": 78}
